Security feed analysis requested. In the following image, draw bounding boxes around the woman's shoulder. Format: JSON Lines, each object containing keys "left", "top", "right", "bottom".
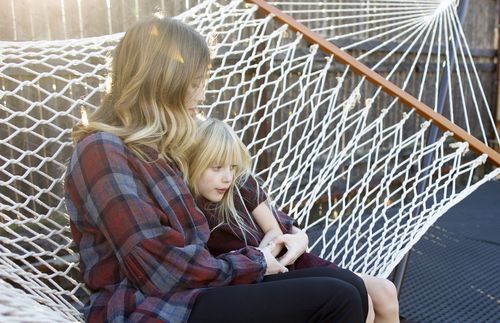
{"left": 76, "top": 131, "right": 124, "bottom": 150}
{"left": 75, "top": 131, "right": 137, "bottom": 159}
{"left": 69, "top": 131, "right": 130, "bottom": 169}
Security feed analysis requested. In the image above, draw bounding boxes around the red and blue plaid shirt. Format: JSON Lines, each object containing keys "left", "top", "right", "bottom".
{"left": 64, "top": 132, "right": 266, "bottom": 322}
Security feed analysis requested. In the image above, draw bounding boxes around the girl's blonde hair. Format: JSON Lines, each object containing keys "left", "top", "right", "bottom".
{"left": 73, "top": 16, "right": 210, "bottom": 175}
{"left": 187, "top": 118, "right": 259, "bottom": 243}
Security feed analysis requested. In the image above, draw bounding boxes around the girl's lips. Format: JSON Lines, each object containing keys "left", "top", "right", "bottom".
{"left": 216, "top": 188, "right": 227, "bottom": 194}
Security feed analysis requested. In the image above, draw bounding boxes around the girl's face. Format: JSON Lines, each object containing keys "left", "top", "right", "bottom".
{"left": 185, "top": 78, "right": 206, "bottom": 117}
{"left": 197, "top": 164, "right": 235, "bottom": 202}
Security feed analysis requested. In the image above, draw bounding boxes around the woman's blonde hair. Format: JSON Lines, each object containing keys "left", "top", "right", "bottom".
{"left": 187, "top": 118, "right": 259, "bottom": 243}
{"left": 73, "top": 16, "right": 210, "bottom": 175}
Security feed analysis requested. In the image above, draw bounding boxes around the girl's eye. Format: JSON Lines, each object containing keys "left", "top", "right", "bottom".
{"left": 212, "top": 166, "right": 221, "bottom": 171}
{"left": 230, "top": 165, "right": 237, "bottom": 170}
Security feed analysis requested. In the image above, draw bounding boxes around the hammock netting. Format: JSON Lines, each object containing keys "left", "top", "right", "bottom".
{"left": 1, "top": 0, "right": 499, "bottom": 320}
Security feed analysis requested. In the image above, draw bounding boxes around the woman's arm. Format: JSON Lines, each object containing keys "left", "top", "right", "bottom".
{"left": 65, "top": 133, "right": 273, "bottom": 296}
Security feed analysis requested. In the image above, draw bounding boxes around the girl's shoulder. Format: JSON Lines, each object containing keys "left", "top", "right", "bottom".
{"left": 236, "top": 173, "right": 263, "bottom": 194}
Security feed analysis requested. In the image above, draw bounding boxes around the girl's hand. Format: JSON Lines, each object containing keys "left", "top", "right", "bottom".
{"left": 258, "top": 243, "right": 288, "bottom": 275}
{"left": 259, "top": 234, "right": 283, "bottom": 257}
{"left": 272, "top": 227, "right": 308, "bottom": 266}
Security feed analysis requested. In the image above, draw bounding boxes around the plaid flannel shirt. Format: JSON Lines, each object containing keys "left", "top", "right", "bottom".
{"left": 64, "top": 132, "right": 266, "bottom": 323}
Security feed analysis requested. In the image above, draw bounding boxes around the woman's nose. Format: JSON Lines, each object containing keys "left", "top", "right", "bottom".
{"left": 197, "top": 87, "right": 206, "bottom": 102}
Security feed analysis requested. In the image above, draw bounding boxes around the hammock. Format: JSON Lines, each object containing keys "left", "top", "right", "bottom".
{"left": 1, "top": 0, "right": 499, "bottom": 321}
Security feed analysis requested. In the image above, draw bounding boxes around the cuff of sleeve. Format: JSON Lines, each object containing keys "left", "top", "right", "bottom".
{"left": 247, "top": 246, "right": 266, "bottom": 282}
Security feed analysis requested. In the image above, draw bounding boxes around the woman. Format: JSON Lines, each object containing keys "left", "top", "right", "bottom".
{"left": 65, "top": 16, "right": 366, "bottom": 323}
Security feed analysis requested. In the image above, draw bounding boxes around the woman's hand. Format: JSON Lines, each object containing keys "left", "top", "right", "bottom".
{"left": 259, "top": 243, "right": 288, "bottom": 275}
{"left": 272, "top": 226, "right": 308, "bottom": 267}
{"left": 258, "top": 228, "right": 284, "bottom": 257}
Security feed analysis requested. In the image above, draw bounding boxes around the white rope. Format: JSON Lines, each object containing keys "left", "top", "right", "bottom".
{"left": 446, "top": 6, "right": 491, "bottom": 145}
{"left": 0, "top": 0, "right": 498, "bottom": 320}
{"left": 0, "top": 278, "right": 72, "bottom": 323}
{"left": 450, "top": 8, "right": 500, "bottom": 146}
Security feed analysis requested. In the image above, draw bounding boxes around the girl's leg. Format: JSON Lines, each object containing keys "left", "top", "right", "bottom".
{"left": 188, "top": 273, "right": 364, "bottom": 323}
{"left": 357, "top": 273, "right": 399, "bottom": 323}
{"left": 292, "top": 253, "right": 397, "bottom": 323}
{"left": 292, "top": 254, "right": 370, "bottom": 321}
{"left": 366, "top": 294, "right": 375, "bottom": 323}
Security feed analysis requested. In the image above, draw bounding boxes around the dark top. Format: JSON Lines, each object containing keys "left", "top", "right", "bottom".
{"left": 200, "top": 175, "right": 295, "bottom": 256}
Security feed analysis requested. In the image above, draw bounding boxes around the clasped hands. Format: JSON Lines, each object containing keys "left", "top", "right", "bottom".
{"left": 258, "top": 227, "right": 309, "bottom": 275}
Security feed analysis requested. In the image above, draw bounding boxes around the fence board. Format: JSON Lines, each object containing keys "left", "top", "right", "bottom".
{"left": 12, "top": 0, "right": 33, "bottom": 40}
{"left": 0, "top": 0, "right": 15, "bottom": 40}
{"left": 45, "top": 0, "right": 66, "bottom": 40}
{"left": 81, "top": 0, "right": 109, "bottom": 37}
{"left": 108, "top": 0, "right": 125, "bottom": 34}
{"left": 121, "top": 0, "right": 140, "bottom": 30}
{"left": 463, "top": 0, "right": 497, "bottom": 50}
{"left": 29, "top": 0, "right": 50, "bottom": 40}
{"left": 62, "top": 0, "right": 82, "bottom": 39}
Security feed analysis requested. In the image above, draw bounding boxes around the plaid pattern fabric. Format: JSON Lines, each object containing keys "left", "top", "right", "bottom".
{"left": 64, "top": 132, "right": 266, "bottom": 323}
{"left": 202, "top": 174, "right": 296, "bottom": 256}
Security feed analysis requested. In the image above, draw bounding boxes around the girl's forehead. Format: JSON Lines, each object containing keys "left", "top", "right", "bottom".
{"left": 212, "top": 156, "right": 239, "bottom": 165}
{"left": 212, "top": 148, "right": 241, "bottom": 165}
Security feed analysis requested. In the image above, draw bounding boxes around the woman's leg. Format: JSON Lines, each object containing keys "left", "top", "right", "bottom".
{"left": 188, "top": 272, "right": 364, "bottom": 323}
{"left": 357, "top": 273, "right": 399, "bottom": 323}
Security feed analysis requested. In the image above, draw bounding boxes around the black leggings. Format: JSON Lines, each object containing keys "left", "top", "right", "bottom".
{"left": 188, "top": 267, "right": 368, "bottom": 323}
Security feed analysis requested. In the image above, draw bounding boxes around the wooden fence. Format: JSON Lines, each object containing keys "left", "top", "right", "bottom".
{"left": 0, "top": 0, "right": 498, "bottom": 218}
{"left": 0, "top": 0, "right": 203, "bottom": 41}
{"left": 1, "top": 0, "right": 498, "bottom": 120}
{"left": 0, "top": 0, "right": 497, "bottom": 48}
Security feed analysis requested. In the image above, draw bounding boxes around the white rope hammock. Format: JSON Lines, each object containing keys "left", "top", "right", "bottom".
{"left": 1, "top": 0, "right": 499, "bottom": 321}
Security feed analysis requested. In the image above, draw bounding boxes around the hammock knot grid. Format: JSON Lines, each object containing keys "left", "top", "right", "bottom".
{"left": 1, "top": 0, "right": 499, "bottom": 321}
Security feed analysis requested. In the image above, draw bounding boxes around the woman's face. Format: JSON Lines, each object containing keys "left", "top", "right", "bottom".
{"left": 185, "top": 78, "right": 206, "bottom": 117}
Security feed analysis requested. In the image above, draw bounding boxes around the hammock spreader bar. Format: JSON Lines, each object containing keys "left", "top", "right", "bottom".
{"left": 246, "top": 0, "right": 500, "bottom": 167}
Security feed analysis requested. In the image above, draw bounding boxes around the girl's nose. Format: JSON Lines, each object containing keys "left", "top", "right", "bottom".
{"left": 222, "top": 168, "right": 233, "bottom": 183}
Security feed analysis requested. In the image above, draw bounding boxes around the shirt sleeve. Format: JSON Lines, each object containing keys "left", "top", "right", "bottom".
{"left": 236, "top": 174, "right": 268, "bottom": 212}
{"left": 65, "top": 133, "right": 266, "bottom": 297}
{"left": 236, "top": 174, "right": 296, "bottom": 234}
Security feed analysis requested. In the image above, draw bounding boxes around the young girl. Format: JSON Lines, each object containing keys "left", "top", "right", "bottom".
{"left": 188, "top": 118, "right": 400, "bottom": 323}
{"left": 65, "top": 16, "right": 366, "bottom": 323}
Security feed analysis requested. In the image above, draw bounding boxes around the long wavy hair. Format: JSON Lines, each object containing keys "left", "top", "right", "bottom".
{"left": 72, "top": 16, "right": 210, "bottom": 175}
{"left": 187, "top": 118, "right": 260, "bottom": 243}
